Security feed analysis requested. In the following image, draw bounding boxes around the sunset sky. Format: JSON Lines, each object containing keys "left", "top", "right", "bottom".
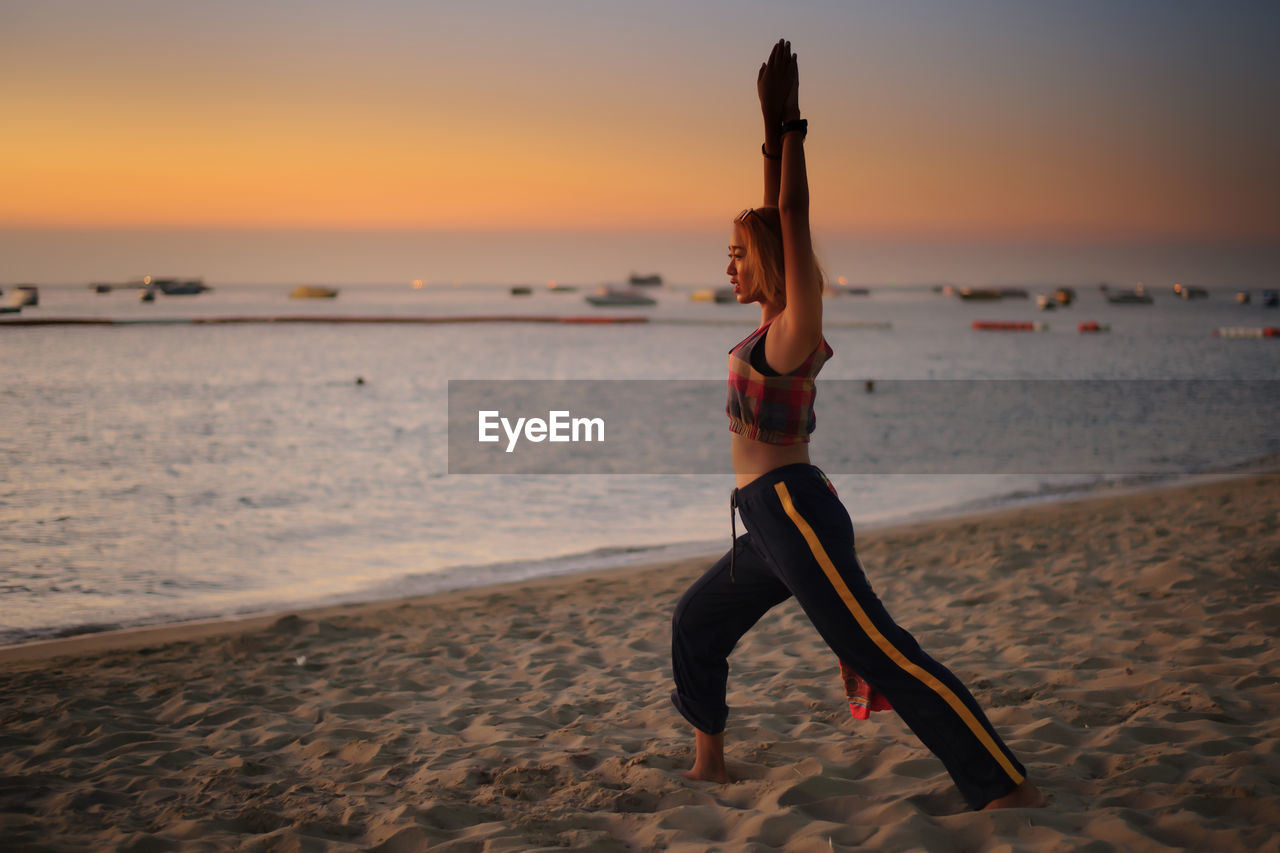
{"left": 2, "top": 0, "right": 1277, "bottom": 284}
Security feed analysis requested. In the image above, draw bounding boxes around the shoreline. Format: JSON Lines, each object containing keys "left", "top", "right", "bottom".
{"left": 2, "top": 467, "right": 1270, "bottom": 666}
{"left": 3, "top": 471, "right": 1278, "bottom": 849}
{"left": 6, "top": 449, "right": 1278, "bottom": 652}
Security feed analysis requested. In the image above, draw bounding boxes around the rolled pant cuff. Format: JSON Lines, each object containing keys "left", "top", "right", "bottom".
{"left": 670, "top": 689, "right": 726, "bottom": 735}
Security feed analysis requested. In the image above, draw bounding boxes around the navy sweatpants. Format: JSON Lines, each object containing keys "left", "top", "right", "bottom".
{"left": 670, "top": 464, "right": 1026, "bottom": 810}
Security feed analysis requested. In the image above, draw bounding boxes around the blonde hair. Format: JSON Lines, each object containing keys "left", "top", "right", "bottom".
{"left": 735, "top": 206, "right": 824, "bottom": 306}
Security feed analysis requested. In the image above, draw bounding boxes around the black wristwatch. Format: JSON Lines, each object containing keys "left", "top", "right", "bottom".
{"left": 780, "top": 118, "right": 808, "bottom": 137}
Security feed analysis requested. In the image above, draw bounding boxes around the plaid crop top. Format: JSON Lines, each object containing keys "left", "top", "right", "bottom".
{"left": 726, "top": 322, "right": 833, "bottom": 445}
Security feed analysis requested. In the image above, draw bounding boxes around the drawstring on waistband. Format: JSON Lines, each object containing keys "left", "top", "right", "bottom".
{"left": 729, "top": 488, "right": 738, "bottom": 582}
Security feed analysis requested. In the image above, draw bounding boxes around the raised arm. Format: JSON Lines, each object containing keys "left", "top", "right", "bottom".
{"left": 757, "top": 45, "right": 784, "bottom": 207}
{"left": 760, "top": 40, "right": 823, "bottom": 372}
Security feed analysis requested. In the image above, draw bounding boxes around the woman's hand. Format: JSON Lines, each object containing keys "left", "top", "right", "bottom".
{"left": 758, "top": 39, "right": 800, "bottom": 127}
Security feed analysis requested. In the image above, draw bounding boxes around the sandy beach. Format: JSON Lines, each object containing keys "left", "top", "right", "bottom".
{"left": 2, "top": 474, "right": 1278, "bottom": 852}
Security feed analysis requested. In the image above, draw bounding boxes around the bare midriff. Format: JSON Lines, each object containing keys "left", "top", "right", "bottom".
{"left": 731, "top": 433, "right": 811, "bottom": 489}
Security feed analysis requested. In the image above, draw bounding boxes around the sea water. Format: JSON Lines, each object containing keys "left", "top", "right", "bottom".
{"left": 3, "top": 282, "right": 1278, "bottom": 644}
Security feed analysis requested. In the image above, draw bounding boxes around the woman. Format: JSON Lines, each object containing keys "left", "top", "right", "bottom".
{"left": 669, "top": 39, "right": 1043, "bottom": 811}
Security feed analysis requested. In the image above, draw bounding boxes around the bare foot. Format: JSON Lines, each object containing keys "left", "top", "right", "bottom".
{"left": 681, "top": 766, "right": 732, "bottom": 784}
{"left": 682, "top": 728, "right": 731, "bottom": 784}
{"left": 982, "top": 780, "right": 1046, "bottom": 810}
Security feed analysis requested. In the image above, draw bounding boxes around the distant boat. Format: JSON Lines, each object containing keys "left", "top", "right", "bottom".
{"left": 1055, "top": 287, "right": 1076, "bottom": 306}
{"left": 1104, "top": 284, "right": 1153, "bottom": 305}
{"left": 510, "top": 286, "right": 533, "bottom": 296}
{"left": 89, "top": 283, "right": 114, "bottom": 293}
{"left": 5, "top": 285, "right": 38, "bottom": 307}
{"left": 1237, "top": 291, "right": 1251, "bottom": 304}
{"left": 1035, "top": 294, "right": 1057, "bottom": 310}
{"left": 958, "top": 288, "right": 1002, "bottom": 301}
{"left": 830, "top": 284, "right": 871, "bottom": 296}
{"left": 1106, "top": 291, "right": 1153, "bottom": 304}
{"left": 154, "top": 278, "right": 209, "bottom": 295}
{"left": 628, "top": 273, "right": 663, "bottom": 287}
{"left": 997, "top": 287, "right": 1029, "bottom": 299}
{"left": 1261, "top": 290, "right": 1279, "bottom": 308}
{"left": 547, "top": 283, "right": 577, "bottom": 292}
{"left": 1173, "top": 284, "right": 1208, "bottom": 299}
{"left": 691, "top": 287, "right": 739, "bottom": 303}
{"left": 289, "top": 285, "right": 339, "bottom": 299}
{"left": 585, "top": 286, "right": 656, "bottom": 307}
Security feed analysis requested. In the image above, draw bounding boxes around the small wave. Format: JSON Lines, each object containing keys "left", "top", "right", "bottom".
{"left": 0, "top": 621, "right": 125, "bottom": 647}
{"left": 6, "top": 453, "right": 1275, "bottom": 650}
{"left": 352, "top": 538, "right": 722, "bottom": 604}
{"left": 0, "top": 539, "right": 723, "bottom": 649}
{"left": 870, "top": 448, "right": 1280, "bottom": 528}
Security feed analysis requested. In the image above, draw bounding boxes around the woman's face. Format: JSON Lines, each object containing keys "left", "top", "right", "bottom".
{"left": 727, "top": 223, "right": 757, "bottom": 303}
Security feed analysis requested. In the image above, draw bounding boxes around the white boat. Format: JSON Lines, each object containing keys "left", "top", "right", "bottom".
{"left": 692, "top": 286, "right": 739, "bottom": 303}
{"left": 5, "top": 286, "right": 38, "bottom": 307}
{"left": 289, "top": 285, "right": 339, "bottom": 299}
{"left": 585, "top": 286, "right": 656, "bottom": 307}
{"left": 957, "top": 287, "right": 1002, "bottom": 301}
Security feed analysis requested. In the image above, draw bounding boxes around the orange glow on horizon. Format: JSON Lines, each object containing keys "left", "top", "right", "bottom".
{"left": 3, "top": 31, "right": 1275, "bottom": 245}
{"left": 5, "top": 113, "right": 1272, "bottom": 242}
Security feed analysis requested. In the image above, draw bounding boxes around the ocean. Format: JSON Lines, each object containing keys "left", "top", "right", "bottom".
{"left": 3, "top": 280, "right": 1278, "bottom": 646}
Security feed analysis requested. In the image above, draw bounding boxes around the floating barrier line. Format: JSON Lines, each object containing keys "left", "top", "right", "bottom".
{"left": 0, "top": 315, "right": 652, "bottom": 327}
{"left": 0, "top": 315, "right": 902, "bottom": 329}
{"left": 971, "top": 320, "right": 1047, "bottom": 332}
{"left": 654, "top": 318, "right": 893, "bottom": 329}
{"left": 1214, "top": 326, "right": 1278, "bottom": 339}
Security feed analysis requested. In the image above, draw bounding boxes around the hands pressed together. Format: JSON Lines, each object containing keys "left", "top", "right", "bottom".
{"left": 757, "top": 38, "right": 801, "bottom": 129}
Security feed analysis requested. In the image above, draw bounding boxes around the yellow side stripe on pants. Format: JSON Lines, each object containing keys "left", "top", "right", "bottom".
{"left": 774, "top": 482, "right": 1024, "bottom": 785}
